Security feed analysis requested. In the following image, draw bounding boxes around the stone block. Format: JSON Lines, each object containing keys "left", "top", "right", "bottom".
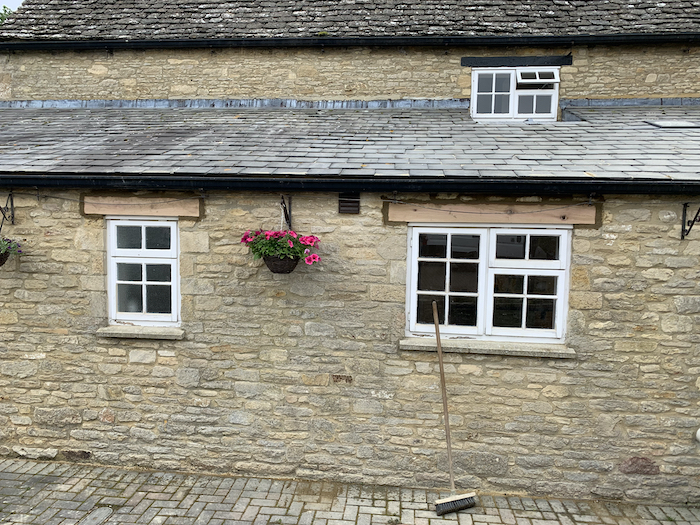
{"left": 129, "top": 350, "right": 156, "bottom": 364}
{"left": 34, "top": 407, "right": 81, "bottom": 426}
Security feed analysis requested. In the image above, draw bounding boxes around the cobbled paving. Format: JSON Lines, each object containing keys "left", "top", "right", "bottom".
{"left": 1, "top": 460, "right": 699, "bottom": 525}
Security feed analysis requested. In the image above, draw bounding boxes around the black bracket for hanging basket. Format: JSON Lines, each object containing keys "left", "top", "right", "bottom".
{"left": 681, "top": 203, "right": 700, "bottom": 240}
{"left": 280, "top": 195, "right": 292, "bottom": 230}
{"left": 0, "top": 192, "right": 15, "bottom": 236}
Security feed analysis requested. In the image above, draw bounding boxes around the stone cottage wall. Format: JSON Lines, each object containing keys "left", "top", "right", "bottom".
{"left": 1, "top": 44, "right": 699, "bottom": 102}
{"left": 0, "top": 189, "right": 699, "bottom": 504}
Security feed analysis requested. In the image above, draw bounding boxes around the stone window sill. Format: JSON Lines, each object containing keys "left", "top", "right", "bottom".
{"left": 96, "top": 325, "right": 185, "bottom": 340}
{"left": 398, "top": 338, "right": 576, "bottom": 358}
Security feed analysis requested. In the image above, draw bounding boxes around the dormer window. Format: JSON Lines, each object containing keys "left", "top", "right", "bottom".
{"left": 471, "top": 67, "right": 560, "bottom": 121}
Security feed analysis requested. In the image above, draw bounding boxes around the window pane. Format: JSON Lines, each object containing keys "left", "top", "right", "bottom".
{"left": 494, "top": 94, "right": 510, "bottom": 114}
{"left": 117, "top": 263, "right": 142, "bottom": 282}
{"left": 520, "top": 71, "right": 537, "bottom": 80}
{"left": 146, "top": 264, "right": 171, "bottom": 282}
{"left": 419, "top": 234, "right": 447, "bottom": 258}
{"left": 116, "top": 226, "right": 142, "bottom": 249}
{"left": 529, "top": 235, "right": 559, "bottom": 260}
{"left": 450, "top": 263, "right": 478, "bottom": 293}
{"left": 526, "top": 298, "right": 555, "bottom": 329}
{"left": 477, "top": 73, "right": 493, "bottom": 93}
{"left": 527, "top": 275, "right": 557, "bottom": 295}
{"left": 449, "top": 296, "right": 477, "bottom": 326}
{"left": 146, "top": 285, "right": 172, "bottom": 314}
{"left": 494, "top": 274, "right": 524, "bottom": 294}
{"left": 418, "top": 262, "right": 446, "bottom": 291}
{"left": 518, "top": 95, "right": 534, "bottom": 114}
{"left": 476, "top": 94, "right": 492, "bottom": 114}
{"left": 496, "top": 235, "right": 525, "bottom": 259}
{"left": 535, "top": 95, "right": 552, "bottom": 114}
{"left": 145, "top": 227, "right": 171, "bottom": 250}
{"left": 493, "top": 297, "right": 523, "bottom": 327}
{"left": 417, "top": 295, "right": 444, "bottom": 324}
{"left": 117, "top": 284, "right": 143, "bottom": 313}
{"left": 451, "top": 235, "right": 479, "bottom": 259}
{"left": 494, "top": 73, "right": 511, "bottom": 92}
{"left": 539, "top": 71, "right": 555, "bottom": 80}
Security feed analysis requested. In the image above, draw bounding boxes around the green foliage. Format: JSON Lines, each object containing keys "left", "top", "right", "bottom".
{"left": 0, "top": 6, "right": 12, "bottom": 24}
{"left": 241, "top": 229, "right": 321, "bottom": 265}
{"left": 0, "top": 237, "right": 22, "bottom": 255}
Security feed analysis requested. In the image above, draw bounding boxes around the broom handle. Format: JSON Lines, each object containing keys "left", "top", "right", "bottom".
{"left": 433, "top": 301, "right": 456, "bottom": 493}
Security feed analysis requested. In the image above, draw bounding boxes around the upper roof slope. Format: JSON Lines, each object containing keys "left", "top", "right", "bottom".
{"left": 2, "top": 0, "right": 700, "bottom": 41}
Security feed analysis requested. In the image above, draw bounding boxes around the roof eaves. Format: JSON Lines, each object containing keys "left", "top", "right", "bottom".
{"left": 2, "top": 33, "right": 700, "bottom": 51}
{"left": 1, "top": 173, "right": 699, "bottom": 196}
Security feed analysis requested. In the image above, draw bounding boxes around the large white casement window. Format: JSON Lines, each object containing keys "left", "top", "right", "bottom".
{"left": 471, "top": 67, "right": 560, "bottom": 121}
{"left": 408, "top": 227, "right": 570, "bottom": 342}
{"left": 107, "top": 218, "right": 179, "bottom": 326}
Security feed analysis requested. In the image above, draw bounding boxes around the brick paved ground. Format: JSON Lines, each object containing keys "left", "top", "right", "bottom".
{"left": 1, "top": 460, "right": 699, "bottom": 525}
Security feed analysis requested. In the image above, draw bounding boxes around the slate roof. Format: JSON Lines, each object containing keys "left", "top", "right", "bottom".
{"left": 0, "top": 106, "right": 699, "bottom": 183}
{"left": 2, "top": 0, "right": 700, "bottom": 41}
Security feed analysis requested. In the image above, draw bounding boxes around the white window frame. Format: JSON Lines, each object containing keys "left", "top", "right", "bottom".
{"left": 107, "top": 217, "right": 180, "bottom": 326}
{"left": 471, "top": 66, "right": 560, "bottom": 121}
{"left": 407, "top": 225, "right": 571, "bottom": 343}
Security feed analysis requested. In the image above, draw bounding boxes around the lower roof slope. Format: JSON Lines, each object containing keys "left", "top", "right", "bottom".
{"left": 0, "top": 105, "right": 698, "bottom": 193}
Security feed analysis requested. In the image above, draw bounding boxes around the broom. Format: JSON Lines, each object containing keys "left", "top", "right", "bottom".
{"left": 432, "top": 301, "right": 477, "bottom": 516}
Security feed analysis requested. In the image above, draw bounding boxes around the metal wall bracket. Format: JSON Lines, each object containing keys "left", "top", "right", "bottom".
{"left": 681, "top": 202, "right": 700, "bottom": 240}
{"left": 280, "top": 195, "right": 292, "bottom": 230}
{"left": 0, "top": 192, "right": 15, "bottom": 236}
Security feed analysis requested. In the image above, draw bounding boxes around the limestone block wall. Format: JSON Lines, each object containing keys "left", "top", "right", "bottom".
{"left": 0, "top": 44, "right": 699, "bottom": 102}
{"left": 0, "top": 189, "right": 699, "bottom": 504}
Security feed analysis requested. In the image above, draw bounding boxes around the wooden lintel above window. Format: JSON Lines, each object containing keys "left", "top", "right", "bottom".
{"left": 83, "top": 195, "right": 202, "bottom": 218}
{"left": 387, "top": 202, "right": 596, "bottom": 225}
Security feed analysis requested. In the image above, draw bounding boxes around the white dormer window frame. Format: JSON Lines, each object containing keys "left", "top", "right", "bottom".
{"left": 471, "top": 66, "right": 561, "bottom": 121}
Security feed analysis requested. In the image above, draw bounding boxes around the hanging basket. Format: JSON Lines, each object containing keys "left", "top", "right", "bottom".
{"left": 0, "top": 251, "right": 10, "bottom": 268}
{"left": 263, "top": 255, "right": 300, "bottom": 274}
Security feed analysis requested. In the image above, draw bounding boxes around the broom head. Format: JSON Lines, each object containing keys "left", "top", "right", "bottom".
{"left": 434, "top": 492, "right": 477, "bottom": 516}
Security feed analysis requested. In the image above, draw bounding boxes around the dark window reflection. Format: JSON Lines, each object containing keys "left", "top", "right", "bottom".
{"left": 451, "top": 235, "right": 480, "bottom": 259}
{"left": 493, "top": 297, "right": 523, "bottom": 327}
{"left": 117, "top": 263, "right": 142, "bottom": 282}
{"left": 116, "top": 226, "right": 141, "bottom": 249}
{"left": 494, "top": 274, "right": 524, "bottom": 294}
{"left": 449, "top": 296, "right": 477, "bottom": 326}
{"left": 146, "top": 264, "right": 171, "bottom": 283}
{"left": 117, "top": 284, "right": 142, "bottom": 313}
{"left": 450, "top": 263, "right": 478, "bottom": 293}
{"left": 146, "top": 285, "right": 172, "bottom": 314}
{"left": 496, "top": 235, "right": 525, "bottom": 259}
{"left": 419, "top": 234, "right": 447, "bottom": 258}
{"left": 526, "top": 298, "right": 555, "bottom": 329}
{"left": 529, "top": 235, "right": 559, "bottom": 260}
{"left": 146, "top": 227, "right": 171, "bottom": 250}
{"left": 527, "top": 275, "right": 557, "bottom": 295}
{"left": 418, "top": 262, "right": 446, "bottom": 291}
{"left": 417, "top": 295, "right": 444, "bottom": 324}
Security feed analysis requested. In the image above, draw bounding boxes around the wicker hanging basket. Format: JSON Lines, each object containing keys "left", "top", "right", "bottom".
{"left": 263, "top": 255, "right": 300, "bottom": 274}
{"left": 0, "top": 251, "right": 10, "bottom": 267}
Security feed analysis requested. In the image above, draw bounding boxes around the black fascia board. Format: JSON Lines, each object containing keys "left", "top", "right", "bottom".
{"left": 1, "top": 173, "right": 699, "bottom": 196}
{"left": 461, "top": 55, "right": 573, "bottom": 67}
{"left": 2, "top": 32, "right": 700, "bottom": 51}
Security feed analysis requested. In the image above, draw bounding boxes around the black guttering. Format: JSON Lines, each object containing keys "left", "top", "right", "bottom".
{"left": 1, "top": 174, "right": 699, "bottom": 195}
{"left": 2, "top": 33, "right": 700, "bottom": 51}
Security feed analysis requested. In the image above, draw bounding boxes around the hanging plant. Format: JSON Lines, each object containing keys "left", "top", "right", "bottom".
{"left": 0, "top": 237, "right": 22, "bottom": 267}
{"left": 241, "top": 230, "right": 321, "bottom": 273}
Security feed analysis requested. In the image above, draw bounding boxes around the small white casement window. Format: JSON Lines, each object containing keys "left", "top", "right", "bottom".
{"left": 471, "top": 67, "right": 560, "bottom": 121}
{"left": 107, "top": 218, "right": 179, "bottom": 326}
{"left": 408, "top": 226, "right": 570, "bottom": 342}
